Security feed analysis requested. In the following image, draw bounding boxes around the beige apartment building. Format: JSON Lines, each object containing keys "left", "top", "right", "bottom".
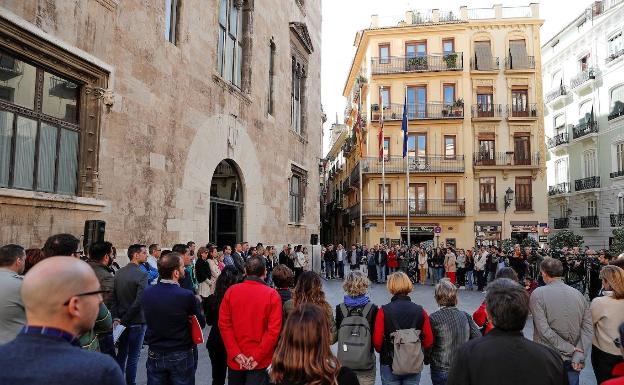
{"left": 336, "top": 4, "right": 548, "bottom": 249}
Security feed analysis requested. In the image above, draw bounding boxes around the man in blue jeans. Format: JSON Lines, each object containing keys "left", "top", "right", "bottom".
{"left": 142, "top": 252, "right": 206, "bottom": 385}
{"left": 111, "top": 244, "right": 149, "bottom": 385}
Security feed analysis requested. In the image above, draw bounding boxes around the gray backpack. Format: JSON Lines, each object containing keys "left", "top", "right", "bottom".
{"left": 337, "top": 303, "right": 374, "bottom": 370}
{"left": 388, "top": 314, "right": 424, "bottom": 375}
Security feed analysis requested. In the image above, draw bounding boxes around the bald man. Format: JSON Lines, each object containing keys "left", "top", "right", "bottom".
{"left": 0, "top": 257, "right": 124, "bottom": 385}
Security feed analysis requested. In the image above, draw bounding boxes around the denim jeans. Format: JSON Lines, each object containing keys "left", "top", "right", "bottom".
{"left": 325, "top": 261, "right": 335, "bottom": 278}
{"left": 146, "top": 349, "right": 195, "bottom": 385}
{"left": 564, "top": 361, "right": 580, "bottom": 385}
{"left": 380, "top": 364, "right": 421, "bottom": 385}
{"left": 337, "top": 261, "right": 345, "bottom": 278}
{"left": 432, "top": 267, "right": 444, "bottom": 284}
{"left": 430, "top": 368, "right": 448, "bottom": 385}
{"left": 228, "top": 369, "right": 269, "bottom": 385}
{"left": 116, "top": 324, "right": 146, "bottom": 385}
{"left": 377, "top": 265, "right": 387, "bottom": 283}
{"left": 465, "top": 270, "right": 474, "bottom": 289}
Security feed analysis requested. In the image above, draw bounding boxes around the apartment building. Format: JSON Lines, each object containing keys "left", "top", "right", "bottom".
{"left": 543, "top": 0, "right": 624, "bottom": 250}
{"left": 337, "top": 4, "right": 548, "bottom": 249}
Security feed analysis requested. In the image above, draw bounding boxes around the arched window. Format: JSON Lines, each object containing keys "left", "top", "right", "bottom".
{"left": 610, "top": 84, "right": 624, "bottom": 120}
{"left": 579, "top": 100, "right": 593, "bottom": 123}
{"left": 552, "top": 70, "right": 563, "bottom": 89}
{"left": 473, "top": 40, "right": 494, "bottom": 70}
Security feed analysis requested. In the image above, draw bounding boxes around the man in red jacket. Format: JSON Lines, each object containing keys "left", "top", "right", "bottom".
{"left": 219, "top": 256, "right": 282, "bottom": 385}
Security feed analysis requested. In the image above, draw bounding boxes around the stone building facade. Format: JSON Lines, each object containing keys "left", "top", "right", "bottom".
{"left": 0, "top": 0, "right": 322, "bottom": 250}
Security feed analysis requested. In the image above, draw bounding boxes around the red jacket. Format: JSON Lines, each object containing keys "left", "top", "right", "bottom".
{"left": 218, "top": 277, "right": 282, "bottom": 370}
{"left": 387, "top": 252, "right": 399, "bottom": 268}
{"left": 372, "top": 306, "right": 434, "bottom": 352}
{"left": 472, "top": 301, "right": 493, "bottom": 334}
{"left": 602, "top": 363, "right": 624, "bottom": 385}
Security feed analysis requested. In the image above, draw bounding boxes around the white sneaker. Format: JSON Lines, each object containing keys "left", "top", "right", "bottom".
{"left": 459, "top": 286, "right": 465, "bottom": 290}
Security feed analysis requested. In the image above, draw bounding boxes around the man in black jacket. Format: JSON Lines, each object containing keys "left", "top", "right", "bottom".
{"left": 232, "top": 243, "right": 246, "bottom": 274}
{"left": 324, "top": 244, "right": 337, "bottom": 279}
{"left": 447, "top": 278, "right": 567, "bottom": 385}
{"left": 111, "top": 244, "right": 148, "bottom": 385}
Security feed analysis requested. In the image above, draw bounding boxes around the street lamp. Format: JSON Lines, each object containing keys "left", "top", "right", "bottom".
{"left": 504, "top": 187, "right": 514, "bottom": 212}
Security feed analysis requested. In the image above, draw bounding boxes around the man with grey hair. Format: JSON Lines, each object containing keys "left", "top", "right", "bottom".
{"left": 530, "top": 257, "right": 592, "bottom": 385}
{"left": 427, "top": 278, "right": 480, "bottom": 384}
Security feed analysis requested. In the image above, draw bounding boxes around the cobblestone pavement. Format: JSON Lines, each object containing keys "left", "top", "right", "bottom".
{"left": 136, "top": 271, "right": 598, "bottom": 385}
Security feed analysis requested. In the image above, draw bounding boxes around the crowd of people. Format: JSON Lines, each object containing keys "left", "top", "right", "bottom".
{"left": 0, "top": 234, "right": 624, "bottom": 385}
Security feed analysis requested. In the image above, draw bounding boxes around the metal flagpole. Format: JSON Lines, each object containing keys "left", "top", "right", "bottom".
{"left": 358, "top": 86, "right": 364, "bottom": 245}
{"left": 381, "top": 87, "right": 387, "bottom": 245}
{"left": 404, "top": 88, "right": 411, "bottom": 249}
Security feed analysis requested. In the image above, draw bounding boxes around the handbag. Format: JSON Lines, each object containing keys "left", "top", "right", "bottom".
{"left": 189, "top": 315, "right": 204, "bottom": 344}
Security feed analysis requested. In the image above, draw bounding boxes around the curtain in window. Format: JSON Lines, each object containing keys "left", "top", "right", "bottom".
{"left": 0, "top": 111, "right": 13, "bottom": 187}
{"left": 474, "top": 41, "right": 492, "bottom": 70}
{"left": 13, "top": 117, "right": 37, "bottom": 189}
{"left": 36, "top": 123, "right": 58, "bottom": 192}
{"left": 509, "top": 40, "right": 528, "bottom": 69}
{"left": 57, "top": 129, "right": 78, "bottom": 195}
{"left": 612, "top": 85, "right": 624, "bottom": 113}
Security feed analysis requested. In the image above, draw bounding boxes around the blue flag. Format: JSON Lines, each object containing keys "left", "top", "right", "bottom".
{"left": 402, "top": 94, "right": 408, "bottom": 158}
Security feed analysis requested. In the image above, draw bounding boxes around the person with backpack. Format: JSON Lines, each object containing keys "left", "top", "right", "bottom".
{"left": 373, "top": 272, "right": 434, "bottom": 385}
{"left": 335, "top": 271, "right": 378, "bottom": 385}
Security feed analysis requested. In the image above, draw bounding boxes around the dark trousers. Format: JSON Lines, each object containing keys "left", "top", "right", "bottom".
{"left": 207, "top": 340, "right": 227, "bottom": 385}
{"left": 475, "top": 270, "right": 486, "bottom": 291}
{"left": 337, "top": 261, "right": 345, "bottom": 278}
{"left": 146, "top": 349, "right": 195, "bottom": 385}
{"left": 592, "top": 345, "right": 624, "bottom": 384}
{"left": 116, "top": 324, "right": 146, "bottom": 385}
{"left": 97, "top": 331, "right": 116, "bottom": 360}
{"left": 294, "top": 267, "right": 303, "bottom": 284}
{"left": 457, "top": 267, "right": 465, "bottom": 286}
{"left": 228, "top": 369, "right": 269, "bottom": 385}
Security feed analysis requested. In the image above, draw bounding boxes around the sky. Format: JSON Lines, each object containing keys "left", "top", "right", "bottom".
{"left": 321, "top": 0, "right": 591, "bottom": 155}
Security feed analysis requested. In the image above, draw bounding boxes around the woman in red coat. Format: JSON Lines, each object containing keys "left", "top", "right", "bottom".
{"left": 387, "top": 247, "right": 398, "bottom": 273}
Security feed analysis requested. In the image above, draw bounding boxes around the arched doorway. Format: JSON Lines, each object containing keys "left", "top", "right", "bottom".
{"left": 209, "top": 159, "right": 243, "bottom": 249}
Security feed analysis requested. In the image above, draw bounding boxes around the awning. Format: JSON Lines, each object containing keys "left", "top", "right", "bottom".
{"left": 510, "top": 221, "right": 538, "bottom": 226}
{"left": 475, "top": 221, "right": 502, "bottom": 226}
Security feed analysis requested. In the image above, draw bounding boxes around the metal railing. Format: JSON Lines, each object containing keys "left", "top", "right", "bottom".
{"left": 371, "top": 53, "right": 464, "bottom": 75}
{"left": 350, "top": 164, "right": 360, "bottom": 187}
{"left": 545, "top": 85, "right": 568, "bottom": 103}
{"left": 470, "top": 57, "right": 499, "bottom": 71}
{"left": 572, "top": 121, "right": 598, "bottom": 139}
{"left": 502, "top": 6, "right": 532, "bottom": 18}
{"left": 467, "top": 7, "right": 495, "bottom": 19}
{"left": 606, "top": 48, "right": 624, "bottom": 64}
{"left": 611, "top": 213, "right": 624, "bottom": 227}
{"left": 473, "top": 152, "right": 540, "bottom": 166}
{"left": 611, "top": 170, "right": 624, "bottom": 178}
{"left": 479, "top": 201, "right": 497, "bottom": 211}
{"left": 361, "top": 198, "right": 466, "bottom": 217}
{"left": 360, "top": 155, "right": 465, "bottom": 174}
{"left": 507, "top": 103, "right": 538, "bottom": 118}
{"left": 609, "top": 104, "right": 624, "bottom": 121}
{"left": 547, "top": 132, "right": 569, "bottom": 149}
{"left": 575, "top": 176, "right": 600, "bottom": 191}
{"left": 515, "top": 196, "right": 533, "bottom": 211}
{"left": 471, "top": 104, "right": 504, "bottom": 118}
{"left": 581, "top": 216, "right": 599, "bottom": 228}
{"left": 554, "top": 218, "right": 569, "bottom": 229}
{"left": 372, "top": 102, "right": 464, "bottom": 121}
{"left": 505, "top": 56, "right": 536, "bottom": 70}
{"left": 570, "top": 68, "right": 597, "bottom": 89}
{"left": 548, "top": 182, "right": 570, "bottom": 196}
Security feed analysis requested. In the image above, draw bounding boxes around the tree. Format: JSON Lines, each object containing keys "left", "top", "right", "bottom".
{"left": 612, "top": 227, "right": 624, "bottom": 255}
{"left": 549, "top": 230, "right": 584, "bottom": 250}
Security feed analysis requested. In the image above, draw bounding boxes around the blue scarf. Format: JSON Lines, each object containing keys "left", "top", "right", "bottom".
{"left": 344, "top": 294, "right": 370, "bottom": 307}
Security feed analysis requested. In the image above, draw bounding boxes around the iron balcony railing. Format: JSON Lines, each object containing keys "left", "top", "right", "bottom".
{"left": 515, "top": 196, "right": 533, "bottom": 211}
{"left": 362, "top": 198, "right": 466, "bottom": 217}
{"left": 371, "top": 53, "right": 464, "bottom": 75}
{"left": 505, "top": 55, "right": 536, "bottom": 70}
{"left": 570, "top": 68, "right": 597, "bottom": 89}
{"left": 545, "top": 85, "right": 569, "bottom": 104}
{"left": 479, "top": 201, "right": 497, "bottom": 211}
{"left": 547, "top": 132, "right": 569, "bottom": 149}
{"left": 606, "top": 47, "right": 624, "bottom": 63}
{"left": 350, "top": 164, "right": 360, "bottom": 187}
{"left": 471, "top": 104, "right": 504, "bottom": 118}
{"left": 611, "top": 170, "right": 624, "bottom": 178}
{"left": 360, "top": 155, "right": 465, "bottom": 174}
{"left": 554, "top": 218, "right": 569, "bottom": 229}
{"left": 372, "top": 102, "right": 464, "bottom": 121}
{"left": 473, "top": 152, "right": 540, "bottom": 167}
{"left": 581, "top": 216, "right": 600, "bottom": 228}
{"left": 572, "top": 120, "right": 598, "bottom": 139}
{"left": 611, "top": 213, "right": 624, "bottom": 227}
{"left": 609, "top": 104, "right": 624, "bottom": 121}
{"left": 347, "top": 203, "right": 360, "bottom": 222}
{"left": 507, "top": 103, "right": 538, "bottom": 118}
{"left": 575, "top": 176, "right": 600, "bottom": 191}
{"left": 470, "top": 57, "right": 500, "bottom": 71}
{"left": 548, "top": 182, "right": 570, "bottom": 196}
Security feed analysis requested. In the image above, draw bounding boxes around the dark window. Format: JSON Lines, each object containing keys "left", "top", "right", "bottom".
{"left": 165, "top": 0, "right": 180, "bottom": 45}
{"left": 511, "top": 89, "right": 529, "bottom": 116}
{"left": 514, "top": 135, "right": 531, "bottom": 165}
{"left": 268, "top": 40, "right": 275, "bottom": 115}
{"left": 291, "top": 58, "right": 305, "bottom": 134}
{"left": 515, "top": 177, "right": 532, "bottom": 210}
{"left": 479, "top": 177, "right": 496, "bottom": 210}
{"left": 444, "top": 183, "right": 457, "bottom": 203}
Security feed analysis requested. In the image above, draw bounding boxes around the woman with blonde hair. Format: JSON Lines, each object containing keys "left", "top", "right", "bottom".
{"left": 270, "top": 304, "right": 359, "bottom": 385}
{"left": 335, "top": 271, "right": 378, "bottom": 385}
{"left": 591, "top": 265, "right": 624, "bottom": 383}
{"left": 283, "top": 271, "right": 337, "bottom": 344}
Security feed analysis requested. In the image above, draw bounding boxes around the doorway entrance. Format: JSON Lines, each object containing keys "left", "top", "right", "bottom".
{"left": 400, "top": 226, "right": 434, "bottom": 246}
{"left": 209, "top": 159, "right": 244, "bottom": 249}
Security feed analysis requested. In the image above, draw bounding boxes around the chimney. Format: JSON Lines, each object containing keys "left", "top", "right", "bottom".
{"left": 371, "top": 14, "right": 379, "bottom": 28}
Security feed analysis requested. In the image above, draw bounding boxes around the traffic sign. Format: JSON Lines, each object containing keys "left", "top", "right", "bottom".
{"left": 543, "top": 227, "right": 551, "bottom": 234}
{"left": 434, "top": 226, "right": 442, "bottom": 234}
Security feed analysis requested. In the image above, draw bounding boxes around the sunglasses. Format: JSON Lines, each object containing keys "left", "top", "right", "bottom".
{"left": 63, "top": 289, "right": 109, "bottom": 306}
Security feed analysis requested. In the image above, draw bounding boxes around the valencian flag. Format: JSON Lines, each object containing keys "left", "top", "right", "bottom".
{"left": 378, "top": 98, "right": 384, "bottom": 161}
{"left": 402, "top": 93, "right": 408, "bottom": 158}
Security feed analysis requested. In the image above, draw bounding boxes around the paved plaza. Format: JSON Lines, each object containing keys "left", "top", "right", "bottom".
{"left": 136, "top": 273, "right": 598, "bottom": 385}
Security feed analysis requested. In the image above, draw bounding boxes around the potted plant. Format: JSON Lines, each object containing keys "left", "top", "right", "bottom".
{"left": 443, "top": 52, "right": 458, "bottom": 69}
{"left": 372, "top": 103, "right": 379, "bottom": 111}
{"left": 356, "top": 74, "right": 368, "bottom": 87}
{"left": 453, "top": 98, "right": 464, "bottom": 116}
{"left": 415, "top": 56, "right": 427, "bottom": 70}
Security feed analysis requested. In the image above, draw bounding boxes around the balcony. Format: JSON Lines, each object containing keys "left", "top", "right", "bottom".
{"left": 515, "top": 196, "right": 533, "bottom": 211}
{"left": 507, "top": 103, "right": 538, "bottom": 119}
{"left": 611, "top": 170, "right": 624, "bottom": 178}
{"left": 545, "top": 85, "right": 569, "bottom": 108}
{"left": 473, "top": 152, "right": 540, "bottom": 167}
{"left": 580, "top": 216, "right": 600, "bottom": 228}
{"left": 606, "top": 48, "right": 624, "bottom": 64}
{"left": 470, "top": 57, "right": 500, "bottom": 71}
{"left": 554, "top": 217, "right": 569, "bottom": 229}
{"left": 471, "top": 104, "right": 504, "bottom": 119}
{"left": 609, "top": 103, "right": 624, "bottom": 121}
{"left": 349, "top": 164, "right": 360, "bottom": 187}
{"left": 371, "top": 53, "right": 464, "bottom": 75}
{"left": 548, "top": 182, "right": 570, "bottom": 196}
{"left": 575, "top": 176, "right": 600, "bottom": 191}
{"left": 570, "top": 68, "right": 597, "bottom": 92}
{"left": 360, "top": 155, "right": 465, "bottom": 174}
{"left": 479, "top": 201, "right": 497, "bottom": 212}
{"left": 346, "top": 203, "right": 360, "bottom": 223}
{"left": 547, "top": 132, "right": 569, "bottom": 149}
{"left": 611, "top": 213, "right": 624, "bottom": 227}
{"left": 372, "top": 102, "right": 464, "bottom": 121}
{"left": 361, "top": 198, "right": 466, "bottom": 217}
{"left": 504, "top": 56, "right": 536, "bottom": 70}
{"left": 572, "top": 121, "right": 598, "bottom": 139}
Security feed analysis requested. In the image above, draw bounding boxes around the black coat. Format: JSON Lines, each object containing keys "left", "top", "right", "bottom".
{"left": 195, "top": 258, "right": 211, "bottom": 284}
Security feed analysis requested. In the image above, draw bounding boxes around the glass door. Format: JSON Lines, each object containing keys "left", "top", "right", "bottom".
{"left": 409, "top": 184, "right": 427, "bottom": 214}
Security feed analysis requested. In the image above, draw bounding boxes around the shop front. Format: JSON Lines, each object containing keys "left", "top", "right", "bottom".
{"left": 510, "top": 221, "right": 539, "bottom": 244}
{"left": 474, "top": 221, "right": 502, "bottom": 247}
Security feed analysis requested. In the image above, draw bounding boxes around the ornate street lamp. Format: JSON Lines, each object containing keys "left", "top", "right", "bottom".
{"left": 504, "top": 187, "right": 514, "bottom": 212}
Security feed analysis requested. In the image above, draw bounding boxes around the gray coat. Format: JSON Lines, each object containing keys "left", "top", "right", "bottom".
{"left": 111, "top": 263, "right": 148, "bottom": 326}
{"left": 0, "top": 268, "right": 25, "bottom": 344}
{"left": 529, "top": 279, "right": 592, "bottom": 364}
{"left": 88, "top": 261, "right": 115, "bottom": 309}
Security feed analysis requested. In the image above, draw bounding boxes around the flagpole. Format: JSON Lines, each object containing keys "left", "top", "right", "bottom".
{"left": 405, "top": 87, "right": 411, "bottom": 249}
{"left": 359, "top": 86, "right": 363, "bottom": 246}
{"left": 381, "top": 87, "right": 387, "bottom": 245}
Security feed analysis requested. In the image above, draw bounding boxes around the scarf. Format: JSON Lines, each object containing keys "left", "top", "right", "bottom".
{"left": 344, "top": 294, "right": 370, "bottom": 307}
